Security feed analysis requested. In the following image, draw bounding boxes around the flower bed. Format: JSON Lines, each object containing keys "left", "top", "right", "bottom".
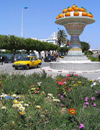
{"left": 0, "top": 71, "right": 100, "bottom": 129}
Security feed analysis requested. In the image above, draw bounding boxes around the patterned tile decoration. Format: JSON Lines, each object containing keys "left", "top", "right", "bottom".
{"left": 55, "top": 16, "right": 95, "bottom": 56}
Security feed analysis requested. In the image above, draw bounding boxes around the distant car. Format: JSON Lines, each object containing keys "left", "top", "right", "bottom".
{"left": 44, "top": 55, "right": 56, "bottom": 62}
{"left": 59, "top": 53, "right": 64, "bottom": 58}
{"left": 12, "top": 56, "right": 42, "bottom": 70}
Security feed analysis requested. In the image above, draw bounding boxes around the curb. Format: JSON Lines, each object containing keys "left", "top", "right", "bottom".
{"left": 42, "top": 67, "right": 100, "bottom": 74}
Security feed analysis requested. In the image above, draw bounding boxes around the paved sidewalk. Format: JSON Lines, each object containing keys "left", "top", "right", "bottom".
{"left": 0, "top": 63, "right": 100, "bottom": 81}
{"left": 42, "top": 67, "right": 100, "bottom": 80}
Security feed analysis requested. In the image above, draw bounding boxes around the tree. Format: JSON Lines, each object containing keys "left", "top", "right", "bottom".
{"left": 80, "top": 41, "right": 90, "bottom": 52}
{"left": 5, "top": 35, "right": 25, "bottom": 58}
{"left": 57, "top": 30, "right": 67, "bottom": 47}
{"left": 0, "top": 35, "right": 9, "bottom": 49}
{"left": 24, "top": 38, "right": 36, "bottom": 55}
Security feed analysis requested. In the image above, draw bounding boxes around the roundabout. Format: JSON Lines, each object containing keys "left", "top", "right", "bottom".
{"left": 50, "top": 5, "right": 100, "bottom": 71}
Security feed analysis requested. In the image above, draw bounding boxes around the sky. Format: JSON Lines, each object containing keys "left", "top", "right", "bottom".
{"left": 0, "top": 0, "right": 100, "bottom": 49}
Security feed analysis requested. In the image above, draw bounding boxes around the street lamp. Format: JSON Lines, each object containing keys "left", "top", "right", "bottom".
{"left": 21, "top": 7, "right": 28, "bottom": 37}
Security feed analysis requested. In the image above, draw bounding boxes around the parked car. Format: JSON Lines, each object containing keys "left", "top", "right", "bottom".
{"left": 12, "top": 56, "right": 42, "bottom": 70}
{"left": 44, "top": 55, "right": 56, "bottom": 62}
{"left": 59, "top": 53, "right": 64, "bottom": 58}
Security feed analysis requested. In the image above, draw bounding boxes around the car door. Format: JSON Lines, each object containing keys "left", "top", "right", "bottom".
{"left": 33, "top": 57, "right": 38, "bottom": 66}
{"left": 30, "top": 57, "right": 34, "bottom": 67}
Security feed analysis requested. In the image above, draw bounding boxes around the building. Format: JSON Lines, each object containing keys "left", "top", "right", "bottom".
{"left": 31, "top": 32, "right": 58, "bottom": 45}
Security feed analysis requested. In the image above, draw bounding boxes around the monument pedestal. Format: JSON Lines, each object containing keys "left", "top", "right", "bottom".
{"left": 51, "top": 13, "right": 99, "bottom": 71}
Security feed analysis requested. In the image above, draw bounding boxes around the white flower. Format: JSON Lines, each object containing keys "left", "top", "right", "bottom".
{"left": 0, "top": 95, "right": 5, "bottom": 98}
{"left": 19, "top": 106, "right": 25, "bottom": 111}
{"left": 91, "top": 82, "right": 96, "bottom": 87}
{"left": 98, "top": 77, "right": 100, "bottom": 80}
{"left": 53, "top": 99, "right": 60, "bottom": 102}
{"left": 48, "top": 93, "right": 53, "bottom": 98}
{"left": 12, "top": 104, "right": 18, "bottom": 108}
{"left": 17, "top": 104, "right": 23, "bottom": 108}
{"left": 0, "top": 93, "right": 7, "bottom": 98}
{"left": 12, "top": 94, "right": 16, "bottom": 97}
{"left": 37, "top": 82, "right": 41, "bottom": 86}
{"left": 93, "top": 82, "right": 96, "bottom": 86}
{"left": 1, "top": 106, "right": 6, "bottom": 110}
{"left": 24, "top": 104, "right": 29, "bottom": 107}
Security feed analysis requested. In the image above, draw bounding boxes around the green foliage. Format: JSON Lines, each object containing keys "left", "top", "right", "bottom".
{"left": 85, "top": 50, "right": 93, "bottom": 56}
{"left": 57, "top": 47, "right": 68, "bottom": 53}
{"left": 0, "top": 34, "right": 58, "bottom": 56}
{"left": 0, "top": 73, "right": 100, "bottom": 129}
{"left": 81, "top": 41, "right": 90, "bottom": 52}
{"left": 57, "top": 30, "right": 67, "bottom": 47}
{"left": 89, "top": 56, "right": 99, "bottom": 61}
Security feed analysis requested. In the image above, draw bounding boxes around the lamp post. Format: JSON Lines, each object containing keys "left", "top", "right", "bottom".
{"left": 21, "top": 7, "right": 28, "bottom": 37}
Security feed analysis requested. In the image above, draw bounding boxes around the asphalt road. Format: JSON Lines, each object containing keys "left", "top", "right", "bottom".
{"left": 0, "top": 62, "right": 100, "bottom": 81}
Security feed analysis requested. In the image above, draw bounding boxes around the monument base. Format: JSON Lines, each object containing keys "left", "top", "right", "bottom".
{"left": 50, "top": 61, "right": 100, "bottom": 71}
{"left": 50, "top": 55, "right": 100, "bottom": 71}
{"left": 62, "top": 55, "right": 90, "bottom": 61}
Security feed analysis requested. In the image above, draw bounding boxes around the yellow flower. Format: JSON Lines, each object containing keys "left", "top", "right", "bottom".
{"left": 19, "top": 111, "right": 25, "bottom": 115}
{"left": 36, "top": 105, "right": 41, "bottom": 109}
{"left": 90, "top": 79, "right": 93, "bottom": 82}
{"left": 78, "top": 81, "right": 82, "bottom": 84}
{"left": 19, "top": 101, "right": 24, "bottom": 104}
{"left": 1, "top": 106, "right": 6, "bottom": 110}
{"left": 31, "top": 88, "right": 36, "bottom": 91}
{"left": 73, "top": 84, "right": 78, "bottom": 87}
{"left": 13, "top": 99, "right": 19, "bottom": 104}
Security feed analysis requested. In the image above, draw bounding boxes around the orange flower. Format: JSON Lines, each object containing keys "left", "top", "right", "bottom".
{"left": 62, "top": 79, "right": 65, "bottom": 82}
{"left": 0, "top": 81, "right": 2, "bottom": 83}
{"left": 69, "top": 108, "right": 77, "bottom": 115}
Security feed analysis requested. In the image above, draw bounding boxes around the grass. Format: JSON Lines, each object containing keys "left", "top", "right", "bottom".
{"left": 0, "top": 70, "right": 100, "bottom": 130}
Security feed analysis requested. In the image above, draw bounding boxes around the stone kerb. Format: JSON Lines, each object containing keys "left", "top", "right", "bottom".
{"left": 50, "top": 62, "right": 100, "bottom": 71}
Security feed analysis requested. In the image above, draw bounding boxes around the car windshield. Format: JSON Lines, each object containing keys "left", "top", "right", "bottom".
{"left": 20, "top": 57, "right": 30, "bottom": 61}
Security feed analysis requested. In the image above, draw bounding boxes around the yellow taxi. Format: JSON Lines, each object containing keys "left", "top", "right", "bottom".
{"left": 12, "top": 56, "right": 42, "bottom": 70}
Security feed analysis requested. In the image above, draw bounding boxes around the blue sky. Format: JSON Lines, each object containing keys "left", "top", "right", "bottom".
{"left": 0, "top": 0, "right": 100, "bottom": 49}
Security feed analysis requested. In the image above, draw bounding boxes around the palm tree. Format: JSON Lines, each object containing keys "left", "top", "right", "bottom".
{"left": 57, "top": 30, "right": 67, "bottom": 47}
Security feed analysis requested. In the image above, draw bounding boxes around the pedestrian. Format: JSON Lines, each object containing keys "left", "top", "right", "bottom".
{"left": 0, "top": 55, "right": 3, "bottom": 65}
{"left": 98, "top": 54, "right": 100, "bottom": 61}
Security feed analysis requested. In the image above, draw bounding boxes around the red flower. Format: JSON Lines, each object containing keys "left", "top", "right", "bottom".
{"left": 35, "top": 91, "right": 39, "bottom": 94}
{"left": 69, "top": 108, "right": 77, "bottom": 115}
{"left": 57, "top": 81, "right": 59, "bottom": 84}
{"left": 65, "top": 78, "right": 69, "bottom": 81}
{"left": 31, "top": 84, "right": 34, "bottom": 87}
{"left": 67, "top": 88, "right": 71, "bottom": 92}
{"left": 0, "top": 84, "right": 3, "bottom": 87}
{"left": 66, "top": 74, "right": 70, "bottom": 77}
{"left": 37, "top": 87, "right": 39, "bottom": 90}
{"left": 75, "top": 74, "right": 79, "bottom": 76}
{"left": 58, "top": 82, "right": 64, "bottom": 85}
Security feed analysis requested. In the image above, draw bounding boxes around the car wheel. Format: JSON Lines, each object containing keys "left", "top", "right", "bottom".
{"left": 26, "top": 65, "right": 29, "bottom": 70}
